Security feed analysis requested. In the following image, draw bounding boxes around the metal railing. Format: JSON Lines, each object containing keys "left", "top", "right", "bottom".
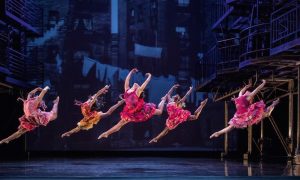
{"left": 217, "top": 37, "right": 240, "bottom": 73}
{"left": 5, "top": 0, "right": 43, "bottom": 34}
{"left": 271, "top": 0, "right": 300, "bottom": 49}
{"left": 199, "top": 45, "right": 219, "bottom": 84}
{"left": 240, "top": 23, "right": 271, "bottom": 61}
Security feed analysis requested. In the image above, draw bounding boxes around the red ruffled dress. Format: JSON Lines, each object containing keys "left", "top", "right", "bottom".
{"left": 165, "top": 102, "right": 191, "bottom": 130}
{"left": 228, "top": 93, "right": 266, "bottom": 128}
{"left": 18, "top": 97, "right": 52, "bottom": 131}
{"left": 120, "top": 89, "right": 156, "bottom": 122}
{"left": 77, "top": 102, "right": 101, "bottom": 130}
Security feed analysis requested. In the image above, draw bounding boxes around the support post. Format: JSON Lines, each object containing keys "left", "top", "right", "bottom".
{"left": 221, "top": 101, "right": 229, "bottom": 158}
{"left": 294, "top": 65, "right": 300, "bottom": 164}
{"left": 288, "top": 80, "right": 294, "bottom": 158}
{"left": 259, "top": 119, "right": 264, "bottom": 157}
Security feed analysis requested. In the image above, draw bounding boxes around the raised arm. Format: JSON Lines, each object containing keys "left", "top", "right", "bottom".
{"left": 166, "top": 84, "right": 180, "bottom": 101}
{"left": 179, "top": 86, "right": 193, "bottom": 103}
{"left": 248, "top": 79, "right": 266, "bottom": 100}
{"left": 137, "top": 73, "right": 151, "bottom": 96}
{"left": 27, "top": 87, "right": 43, "bottom": 99}
{"left": 124, "top": 68, "right": 138, "bottom": 91}
{"left": 239, "top": 83, "right": 252, "bottom": 96}
{"left": 90, "top": 85, "right": 110, "bottom": 105}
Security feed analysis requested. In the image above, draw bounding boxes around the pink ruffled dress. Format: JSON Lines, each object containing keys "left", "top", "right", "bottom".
{"left": 166, "top": 102, "right": 191, "bottom": 130}
{"left": 120, "top": 89, "right": 156, "bottom": 122}
{"left": 18, "top": 97, "right": 52, "bottom": 131}
{"left": 228, "top": 93, "right": 266, "bottom": 128}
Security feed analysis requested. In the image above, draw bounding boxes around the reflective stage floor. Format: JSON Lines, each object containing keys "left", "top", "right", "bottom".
{"left": 0, "top": 157, "right": 299, "bottom": 179}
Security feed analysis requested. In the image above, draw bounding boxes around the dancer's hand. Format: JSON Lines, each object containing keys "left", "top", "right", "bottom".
{"left": 131, "top": 68, "right": 138, "bottom": 73}
{"left": 145, "top": 73, "right": 151, "bottom": 77}
{"left": 189, "top": 86, "right": 193, "bottom": 91}
{"left": 44, "top": 86, "right": 50, "bottom": 91}
{"left": 173, "top": 84, "right": 180, "bottom": 89}
{"left": 262, "top": 79, "right": 266, "bottom": 84}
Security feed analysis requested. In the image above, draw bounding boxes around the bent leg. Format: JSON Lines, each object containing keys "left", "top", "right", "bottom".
{"left": 0, "top": 128, "right": 27, "bottom": 144}
{"left": 149, "top": 127, "right": 170, "bottom": 143}
{"left": 98, "top": 120, "right": 129, "bottom": 139}
{"left": 264, "top": 98, "right": 280, "bottom": 118}
{"left": 210, "top": 125, "right": 235, "bottom": 139}
{"left": 49, "top": 96, "right": 60, "bottom": 121}
{"left": 61, "top": 126, "right": 81, "bottom": 138}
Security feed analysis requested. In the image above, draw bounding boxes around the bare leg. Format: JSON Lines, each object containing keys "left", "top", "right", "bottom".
{"left": 153, "top": 96, "right": 167, "bottom": 115}
{"left": 210, "top": 125, "right": 235, "bottom": 139}
{"left": 98, "top": 120, "right": 128, "bottom": 139}
{"left": 61, "top": 126, "right": 81, "bottom": 138}
{"left": 0, "top": 128, "right": 27, "bottom": 144}
{"left": 194, "top": 98, "right": 208, "bottom": 119}
{"left": 49, "top": 96, "right": 60, "bottom": 121}
{"left": 264, "top": 98, "right": 280, "bottom": 118}
{"left": 149, "top": 127, "right": 170, "bottom": 143}
{"left": 101, "top": 100, "right": 124, "bottom": 118}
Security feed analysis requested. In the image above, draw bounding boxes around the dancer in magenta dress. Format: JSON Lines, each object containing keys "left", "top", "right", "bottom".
{"left": 98, "top": 68, "right": 168, "bottom": 139}
{"left": 0, "top": 86, "right": 59, "bottom": 144}
{"left": 210, "top": 80, "right": 279, "bottom": 139}
{"left": 149, "top": 84, "right": 208, "bottom": 143}
{"left": 61, "top": 85, "right": 124, "bottom": 138}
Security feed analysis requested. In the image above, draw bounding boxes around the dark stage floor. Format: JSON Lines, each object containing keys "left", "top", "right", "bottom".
{"left": 0, "top": 157, "right": 300, "bottom": 179}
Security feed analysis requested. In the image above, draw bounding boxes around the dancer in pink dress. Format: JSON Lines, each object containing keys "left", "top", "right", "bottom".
{"left": 61, "top": 85, "right": 124, "bottom": 138}
{"left": 149, "top": 84, "right": 208, "bottom": 143}
{"left": 210, "top": 80, "right": 279, "bottom": 139}
{"left": 0, "top": 86, "right": 59, "bottom": 144}
{"left": 98, "top": 68, "right": 168, "bottom": 139}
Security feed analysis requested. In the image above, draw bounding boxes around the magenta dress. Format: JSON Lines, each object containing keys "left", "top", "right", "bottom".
{"left": 166, "top": 102, "right": 191, "bottom": 130}
{"left": 18, "top": 97, "right": 52, "bottom": 131}
{"left": 228, "top": 93, "right": 266, "bottom": 128}
{"left": 120, "top": 89, "right": 156, "bottom": 122}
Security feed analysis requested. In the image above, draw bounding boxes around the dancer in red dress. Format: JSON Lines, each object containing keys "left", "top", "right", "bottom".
{"left": 149, "top": 84, "right": 208, "bottom": 143}
{"left": 61, "top": 85, "right": 124, "bottom": 138}
{"left": 0, "top": 86, "right": 59, "bottom": 144}
{"left": 210, "top": 80, "right": 279, "bottom": 139}
{"left": 98, "top": 68, "right": 167, "bottom": 139}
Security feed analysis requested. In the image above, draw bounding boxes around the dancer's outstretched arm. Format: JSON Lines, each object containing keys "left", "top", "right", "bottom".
{"left": 27, "top": 87, "right": 43, "bottom": 99}
{"left": 166, "top": 84, "right": 180, "bottom": 101}
{"left": 149, "top": 127, "right": 169, "bottom": 143}
{"left": 90, "top": 85, "right": 110, "bottom": 105}
{"left": 36, "top": 86, "right": 50, "bottom": 105}
{"left": 138, "top": 73, "right": 151, "bottom": 96}
{"left": 100, "top": 100, "right": 125, "bottom": 118}
{"left": 239, "top": 83, "right": 251, "bottom": 96}
{"left": 125, "top": 68, "right": 138, "bottom": 91}
{"left": 248, "top": 80, "right": 266, "bottom": 100}
{"left": 179, "top": 86, "right": 193, "bottom": 104}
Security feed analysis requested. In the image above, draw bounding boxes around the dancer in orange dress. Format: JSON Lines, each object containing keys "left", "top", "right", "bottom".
{"left": 0, "top": 86, "right": 59, "bottom": 144}
{"left": 149, "top": 84, "right": 208, "bottom": 143}
{"left": 210, "top": 80, "right": 279, "bottom": 139}
{"left": 98, "top": 68, "right": 168, "bottom": 139}
{"left": 61, "top": 85, "right": 124, "bottom": 138}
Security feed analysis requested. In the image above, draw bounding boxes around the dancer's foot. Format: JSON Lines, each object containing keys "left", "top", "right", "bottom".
{"left": 195, "top": 98, "right": 208, "bottom": 118}
{"left": 98, "top": 133, "right": 109, "bottom": 140}
{"left": 210, "top": 132, "right": 220, "bottom": 139}
{"left": 201, "top": 98, "right": 208, "bottom": 106}
{"left": 61, "top": 132, "right": 70, "bottom": 138}
{"left": 149, "top": 138, "right": 158, "bottom": 144}
{"left": 53, "top": 96, "right": 60, "bottom": 104}
{"left": 267, "top": 98, "right": 279, "bottom": 116}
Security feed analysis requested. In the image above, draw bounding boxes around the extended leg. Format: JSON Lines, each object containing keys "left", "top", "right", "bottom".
{"left": 149, "top": 127, "right": 170, "bottom": 143}
{"left": 98, "top": 120, "right": 128, "bottom": 139}
{"left": 49, "top": 96, "right": 60, "bottom": 121}
{"left": 61, "top": 126, "right": 81, "bottom": 138}
{"left": 194, "top": 98, "right": 208, "bottom": 119}
{"left": 264, "top": 98, "right": 280, "bottom": 118}
{"left": 101, "top": 100, "right": 124, "bottom": 118}
{"left": 0, "top": 128, "right": 27, "bottom": 144}
{"left": 210, "top": 125, "right": 235, "bottom": 139}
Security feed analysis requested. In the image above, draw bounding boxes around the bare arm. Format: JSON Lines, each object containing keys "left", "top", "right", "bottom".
{"left": 248, "top": 79, "right": 266, "bottom": 100}
{"left": 90, "top": 85, "right": 110, "bottom": 105}
{"left": 36, "top": 86, "right": 50, "bottom": 103}
{"left": 137, "top": 73, "right": 151, "bottom": 96}
{"left": 100, "top": 100, "right": 124, "bottom": 118}
{"left": 124, "top": 68, "right": 138, "bottom": 91}
{"left": 27, "top": 87, "right": 43, "bottom": 99}
{"left": 179, "top": 86, "right": 193, "bottom": 104}
{"left": 166, "top": 84, "right": 180, "bottom": 101}
{"left": 239, "top": 83, "right": 251, "bottom": 96}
